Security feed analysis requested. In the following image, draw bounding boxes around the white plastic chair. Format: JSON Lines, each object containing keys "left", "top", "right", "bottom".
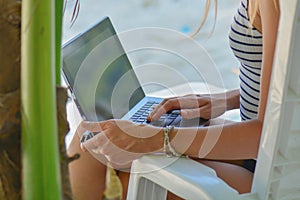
{"left": 127, "top": 1, "right": 300, "bottom": 199}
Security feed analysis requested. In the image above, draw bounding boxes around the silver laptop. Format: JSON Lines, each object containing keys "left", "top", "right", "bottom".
{"left": 62, "top": 17, "right": 207, "bottom": 141}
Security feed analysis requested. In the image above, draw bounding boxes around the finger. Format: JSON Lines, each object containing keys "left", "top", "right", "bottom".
{"left": 157, "top": 96, "right": 208, "bottom": 115}
{"left": 97, "top": 134, "right": 121, "bottom": 155}
{"left": 147, "top": 106, "right": 167, "bottom": 121}
{"left": 148, "top": 95, "right": 210, "bottom": 121}
{"left": 80, "top": 143, "right": 87, "bottom": 152}
{"left": 149, "top": 97, "right": 173, "bottom": 114}
{"left": 180, "top": 106, "right": 210, "bottom": 119}
{"left": 148, "top": 98, "right": 181, "bottom": 121}
{"left": 181, "top": 95, "right": 208, "bottom": 108}
{"left": 180, "top": 108, "right": 202, "bottom": 119}
{"left": 90, "top": 137, "right": 138, "bottom": 168}
{"left": 75, "top": 121, "right": 89, "bottom": 138}
{"left": 83, "top": 131, "right": 109, "bottom": 153}
{"left": 81, "top": 120, "right": 107, "bottom": 132}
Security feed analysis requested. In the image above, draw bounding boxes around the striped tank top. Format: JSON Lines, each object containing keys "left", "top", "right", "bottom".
{"left": 229, "top": 0, "right": 263, "bottom": 121}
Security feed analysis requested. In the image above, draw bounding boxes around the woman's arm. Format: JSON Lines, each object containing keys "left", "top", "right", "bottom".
{"left": 79, "top": 118, "right": 262, "bottom": 165}
{"left": 257, "top": 0, "right": 280, "bottom": 121}
{"left": 171, "top": 0, "right": 281, "bottom": 160}
{"left": 170, "top": 119, "right": 262, "bottom": 160}
{"left": 79, "top": 0, "right": 280, "bottom": 166}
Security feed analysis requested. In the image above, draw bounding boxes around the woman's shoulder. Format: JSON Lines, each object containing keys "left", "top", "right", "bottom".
{"left": 248, "top": 0, "right": 280, "bottom": 33}
{"left": 258, "top": 0, "right": 280, "bottom": 19}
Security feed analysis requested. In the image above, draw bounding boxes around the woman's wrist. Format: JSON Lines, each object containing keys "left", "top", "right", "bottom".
{"left": 225, "top": 89, "right": 240, "bottom": 111}
{"left": 150, "top": 126, "right": 180, "bottom": 155}
{"left": 163, "top": 126, "right": 181, "bottom": 157}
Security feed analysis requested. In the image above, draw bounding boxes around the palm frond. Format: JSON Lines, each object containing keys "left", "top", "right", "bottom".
{"left": 71, "top": 0, "right": 80, "bottom": 27}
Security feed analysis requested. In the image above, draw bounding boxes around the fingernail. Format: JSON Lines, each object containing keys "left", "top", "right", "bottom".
{"left": 80, "top": 143, "right": 87, "bottom": 152}
{"left": 180, "top": 110, "right": 186, "bottom": 117}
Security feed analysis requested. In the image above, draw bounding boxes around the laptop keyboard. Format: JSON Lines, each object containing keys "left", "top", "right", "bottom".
{"left": 130, "top": 101, "right": 181, "bottom": 127}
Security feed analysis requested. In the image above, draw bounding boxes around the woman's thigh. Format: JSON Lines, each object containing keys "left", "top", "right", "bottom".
{"left": 68, "top": 134, "right": 107, "bottom": 200}
{"left": 198, "top": 160, "right": 254, "bottom": 194}
{"left": 118, "top": 171, "right": 130, "bottom": 200}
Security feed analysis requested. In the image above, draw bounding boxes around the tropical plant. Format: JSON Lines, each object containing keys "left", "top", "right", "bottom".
{"left": 0, "top": 0, "right": 22, "bottom": 198}
{"left": 1, "top": 0, "right": 123, "bottom": 198}
{"left": 0, "top": 0, "right": 77, "bottom": 199}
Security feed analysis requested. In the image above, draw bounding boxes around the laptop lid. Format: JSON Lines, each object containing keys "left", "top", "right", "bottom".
{"left": 62, "top": 17, "right": 145, "bottom": 121}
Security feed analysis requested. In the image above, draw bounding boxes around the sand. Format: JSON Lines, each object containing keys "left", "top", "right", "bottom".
{"left": 63, "top": 0, "right": 241, "bottom": 92}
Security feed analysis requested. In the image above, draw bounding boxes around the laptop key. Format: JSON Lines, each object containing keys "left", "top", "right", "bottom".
{"left": 137, "top": 119, "right": 145, "bottom": 123}
{"left": 151, "top": 120, "right": 166, "bottom": 127}
{"left": 131, "top": 119, "right": 138, "bottom": 122}
{"left": 165, "top": 118, "right": 175, "bottom": 126}
{"left": 171, "top": 110, "right": 180, "bottom": 115}
{"left": 170, "top": 115, "right": 181, "bottom": 126}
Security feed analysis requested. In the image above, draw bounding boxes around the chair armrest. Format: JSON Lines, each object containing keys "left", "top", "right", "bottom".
{"left": 127, "top": 155, "right": 240, "bottom": 200}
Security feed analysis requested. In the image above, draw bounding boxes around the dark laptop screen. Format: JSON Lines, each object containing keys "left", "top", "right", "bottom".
{"left": 62, "top": 17, "right": 145, "bottom": 121}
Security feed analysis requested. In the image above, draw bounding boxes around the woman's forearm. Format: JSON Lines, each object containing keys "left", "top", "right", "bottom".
{"left": 169, "top": 118, "right": 262, "bottom": 160}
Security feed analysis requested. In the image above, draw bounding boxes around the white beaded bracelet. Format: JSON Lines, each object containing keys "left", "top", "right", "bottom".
{"left": 163, "top": 126, "right": 181, "bottom": 157}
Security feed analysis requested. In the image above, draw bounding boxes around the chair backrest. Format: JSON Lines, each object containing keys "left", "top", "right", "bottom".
{"left": 252, "top": 1, "right": 300, "bottom": 199}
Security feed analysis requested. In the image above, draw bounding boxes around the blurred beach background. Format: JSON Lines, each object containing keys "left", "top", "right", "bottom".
{"left": 63, "top": 0, "right": 241, "bottom": 92}
{"left": 63, "top": 0, "right": 242, "bottom": 144}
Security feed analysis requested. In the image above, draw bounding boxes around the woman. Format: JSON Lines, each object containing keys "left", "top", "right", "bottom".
{"left": 68, "top": 0, "right": 280, "bottom": 199}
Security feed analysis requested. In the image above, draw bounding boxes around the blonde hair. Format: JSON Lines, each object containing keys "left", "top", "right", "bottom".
{"left": 192, "top": 0, "right": 217, "bottom": 37}
{"left": 193, "top": 0, "right": 279, "bottom": 36}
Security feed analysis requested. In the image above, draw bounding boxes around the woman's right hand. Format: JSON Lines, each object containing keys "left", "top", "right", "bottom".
{"left": 147, "top": 93, "right": 229, "bottom": 121}
{"left": 77, "top": 119, "right": 164, "bottom": 168}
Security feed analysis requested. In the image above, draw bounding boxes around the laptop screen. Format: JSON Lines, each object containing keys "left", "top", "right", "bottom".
{"left": 62, "top": 17, "right": 145, "bottom": 121}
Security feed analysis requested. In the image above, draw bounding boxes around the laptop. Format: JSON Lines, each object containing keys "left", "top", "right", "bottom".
{"left": 62, "top": 17, "right": 207, "bottom": 141}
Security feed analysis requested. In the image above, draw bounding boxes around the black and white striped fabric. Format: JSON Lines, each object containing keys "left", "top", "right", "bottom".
{"left": 229, "top": 0, "right": 263, "bottom": 121}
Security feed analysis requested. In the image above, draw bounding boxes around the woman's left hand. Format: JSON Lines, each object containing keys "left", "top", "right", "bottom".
{"left": 77, "top": 119, "right": 163, "bottom": 167}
